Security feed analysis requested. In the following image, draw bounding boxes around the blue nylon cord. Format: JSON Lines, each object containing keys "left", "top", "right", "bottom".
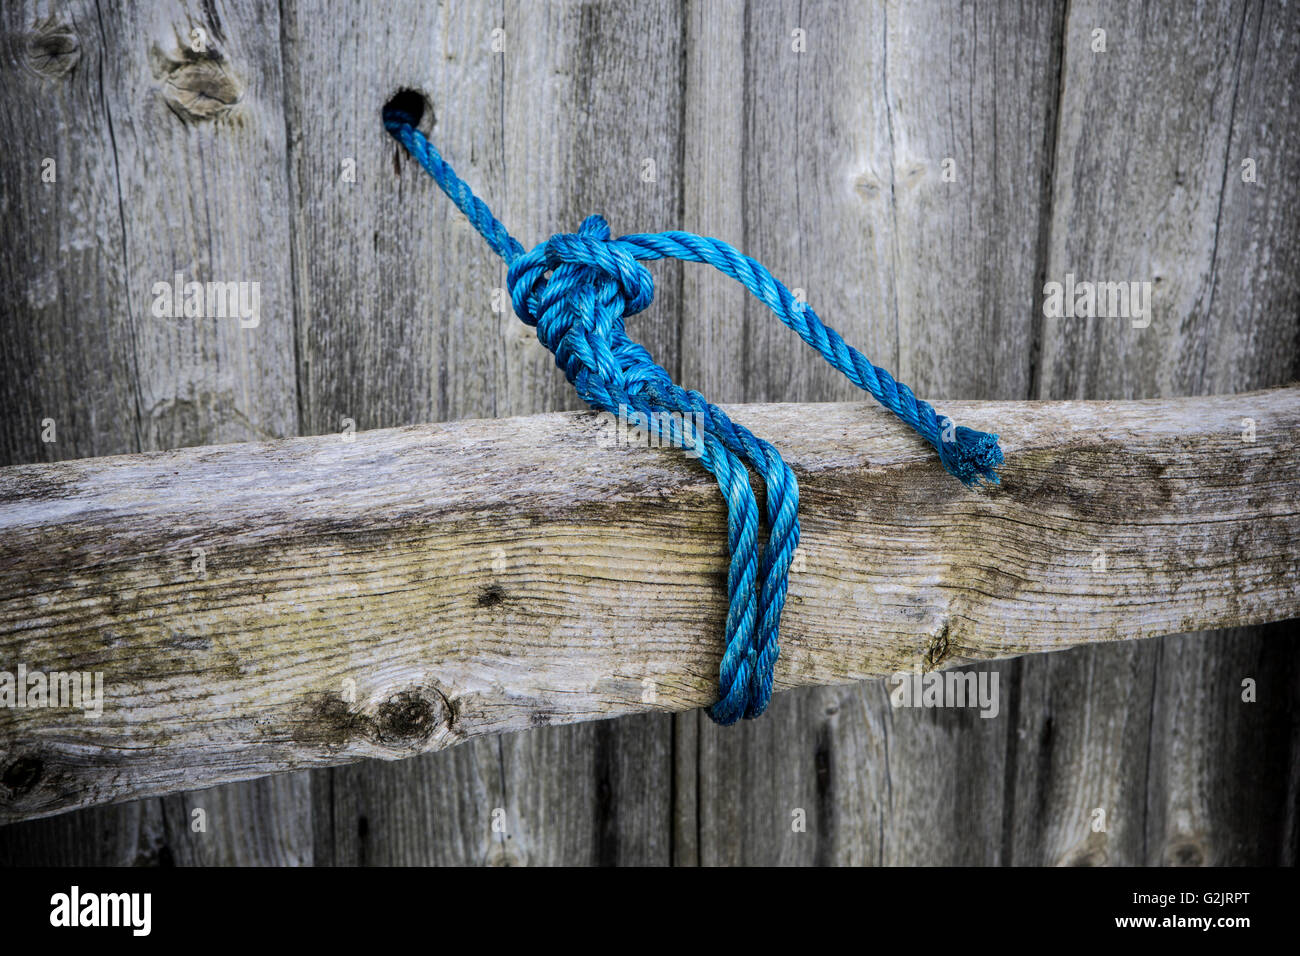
{"left": 384, "top": 106, "right": 1003, "bottom": 724}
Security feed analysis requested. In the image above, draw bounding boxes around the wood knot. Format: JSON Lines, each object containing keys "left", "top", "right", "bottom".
{"left": 852, "top": 172, "right": 881, "bottom": 199}
{"left": 477, "top": 584, "right": 506, "bottom": 607}
{"left": 296, "top": 686, "right": 453, "bottom": 753}
{"left": 374, "top": 690, "right": 443, "bottom": 745}
{"left": 924, "top": 623, "right": 951, "bottom": 669}
{"left": 1, "top": 755, "right": 44, "bottom": 798}
{"left": 899, "top": 160, "right": 928, "bottom": 188}
{"left": 151, "top": 41, "right": 242, "bottom": 123}
{"left": 1164, "top": 839, "right": 1208, "bottom": 867}
{"left": 26, "top": 19, "right": 81, "bottom": 78}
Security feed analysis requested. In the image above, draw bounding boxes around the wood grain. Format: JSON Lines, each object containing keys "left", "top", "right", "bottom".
{"left": 0, "top": 388, "right": 1296, "bottom": 823}
{"left": 688, "top": 0, "right": 1072, "bottom": 866}
{"left": 1, "top": 0, "right": 1297, "bottom": 866}
{"left": 0, "top": 0, "right": 311, "bottom": 864}
{"left": 278, "top": 0, "right": 687, "bottom": 867}
{"left": 1016, "top": 0, "right": 1300, "bottom": 868}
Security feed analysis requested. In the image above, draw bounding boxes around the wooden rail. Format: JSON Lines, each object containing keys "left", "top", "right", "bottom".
{"left": 0, "top": 387, "right": 1297, "bottom": 822}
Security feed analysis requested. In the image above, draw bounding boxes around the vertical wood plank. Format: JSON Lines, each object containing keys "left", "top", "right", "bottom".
{"left": 280, "top": 0, "right": 512, "bottom": 867}
{"left": 884, "top": 0, "right": 1067, "bottom": 400}
{"left": 0, "top": 798, "right": 171, "bottom": 866}
{"left": 687, "top": 0, "right": 891, "bottom": 868}
{"left": 1039, "top": 0, "right": 1268, "bottom": 399}
{"left": 0, "top": 0, "right": 312, "bottom": 865}
{"left": 671, "top": 0, "right": 751, "bottom": 864}
{"left": 1145, "top": 625, "right": 1300, "bottom": 866}
{"left": 160, "top": 775, "right": 314, "bottom": 866}
{"left": 281, "top": 0, "right": 683, "bottom": 865}
{"left": 1019, "top": 0, "right": 1300, "bottom": 866}
{"left": 870, "top": 0, "right": 1066, "bottom": 866}
{"left": 315, "top": 747, "right": 503, "bottom": 866}
{"left": 0, "top": 1, "right": 137, "bottom": 466}
{"left": 490, "top": 0, "right": 685, "bottom": 866}
{"left": 687, "top": 0, "right": 1065, "bottom": 865}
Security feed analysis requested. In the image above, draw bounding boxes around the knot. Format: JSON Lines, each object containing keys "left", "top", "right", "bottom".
{"left": 545, "top": 216, "right": 655, "bottom": 315}
{"left": 506, "top": 215, "right": 659, "bottom": 405}
{"left": 385, "top": 111, "right": 1005, "bottom": 726}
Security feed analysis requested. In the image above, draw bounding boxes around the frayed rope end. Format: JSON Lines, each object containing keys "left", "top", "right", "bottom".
{"left": 938, "top": 425, "right": 1004, "bottom": 487}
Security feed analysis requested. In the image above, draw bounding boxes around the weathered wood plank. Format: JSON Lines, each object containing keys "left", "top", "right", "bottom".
{"left": 0, "top": 0, "right": 138, "bottom": 466}
{"left": 1039, "top": 0, "right": 1279, "bottom": 400}
{"left": 279, "top": 0, "right": 686, "bottom": 867}
{"left": 674, "top": 0, "right": 750, "bottom": 866}
{"left": 0, "top": 0, "right": 310, "bottom": 865}
{"left": 689, "top": 0, "right": 1068, "bottom": 866}
{"left": 488, "top": 0, "right": 686, "bottom": 869}
{"left": 111, "top": 0, "right": 314, "bottom": 868}
{"left": 279, "top": 0, "right": 512, "bottom": 875}
{"left": 869, "top": 0, "right": 1069, "bottom": 867}
{"left": 0, "top": 388, "right": 1296, "bottom": 823}
{"left": 693, "top": 0, "right": 897, "bottom": 870}
{"left": 1016, "top": 0, "right": 1300, "bottom": 867}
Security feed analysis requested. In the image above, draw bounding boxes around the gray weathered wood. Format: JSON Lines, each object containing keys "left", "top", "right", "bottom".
{"left": 681, "top": 0, "right": 1300, "bottom": 869}
{"left": 868, "top": 0, "right": 1069, "bottom": 867}
{"left": 690, "top": 0, "right": 1069, "bottom": 866}
{"left": 1014, "top": 0, "right": 1300, "bottom": 867}
{"left": 2, "top": 0, "right": 1297, "bottom": 866}
{"left": 0, "top": 0, "right": 312, "bottom": 864}
{"left": 1, "top": 388, "right": 1296, "bottom": 823}
{"left": 472, "top": 0, "right": 686, "bottom": 868}
{"left": 278, "top": 0, "right": 686, "bottom": 867}
{"left": 279, "top": 0, "right": 513, "bottom": 872}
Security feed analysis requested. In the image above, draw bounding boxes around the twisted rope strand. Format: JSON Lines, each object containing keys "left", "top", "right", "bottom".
{"left": 384, "top": 105, "right": 1003, "bottom": 724}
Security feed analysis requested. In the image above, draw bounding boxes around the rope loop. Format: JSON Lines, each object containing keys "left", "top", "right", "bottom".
{"left": 384, "top": 106, "right": 1003, "bottom": 724}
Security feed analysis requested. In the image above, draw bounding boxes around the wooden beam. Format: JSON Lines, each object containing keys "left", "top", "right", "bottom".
{"left": 0, "top": 387, "right": 1296, "bottom": 822}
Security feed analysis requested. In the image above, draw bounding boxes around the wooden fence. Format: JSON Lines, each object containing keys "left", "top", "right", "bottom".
{"left": 0, "top": 0, "right": 1297, "bottom": 864}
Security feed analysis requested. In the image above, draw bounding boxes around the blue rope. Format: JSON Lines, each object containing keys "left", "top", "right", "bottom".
{"left": 384, "top": 106, "right": 1003, "bottom": 725}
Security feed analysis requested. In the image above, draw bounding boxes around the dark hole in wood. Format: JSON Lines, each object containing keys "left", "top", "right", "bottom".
{"left": 383, "top": 89, "right": 433, "bottom": 131}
